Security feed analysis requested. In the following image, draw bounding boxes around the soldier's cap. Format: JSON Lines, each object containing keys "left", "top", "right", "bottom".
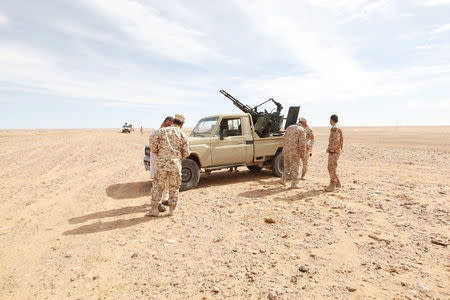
{"left": 174, "top": 114, "right": 185, "bottom": 123}
{"left": 299, "top": 117, "right": 307, "bottom": 123}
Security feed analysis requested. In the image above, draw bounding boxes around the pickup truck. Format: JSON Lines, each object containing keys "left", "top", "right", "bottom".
{"left": 144, "top": 113, "right": 285, "bottom": 191}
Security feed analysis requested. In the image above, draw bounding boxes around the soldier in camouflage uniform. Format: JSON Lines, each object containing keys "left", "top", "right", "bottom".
{"left": 280, "top": 120, "right": 306, "bottom": 189}
{"left": 325, "top": 114, "right": 344, "bottom": 192}
{"left": 146, "top": 114, "right": 190, "bottom": 217}
{"left": 149, "top": 116, "right": 174, "bottom": 212}
{"left": 299, "top": 117, "right": 314, "bottom": 180}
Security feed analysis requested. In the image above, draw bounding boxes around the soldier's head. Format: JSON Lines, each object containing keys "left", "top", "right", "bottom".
{"left": 298, "top": 117, "right": 307, "bottom": 127}
{"left": 161, "top": 116, "right": 174, "bottom": 128}
{"left": 330, "top": 114, "right": 338, "bottom": 126}
{"left": 174, "top": 114, "right": 185, "bottom": 128}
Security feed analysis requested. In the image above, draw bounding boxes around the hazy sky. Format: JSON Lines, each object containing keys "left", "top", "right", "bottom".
{"left": 1, "top": 0, "right": 449, "bottom": 128}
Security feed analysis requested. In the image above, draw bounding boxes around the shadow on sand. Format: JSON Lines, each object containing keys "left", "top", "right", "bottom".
{"left": 273, "top": 189, "right": 325, "bottom": 202}
{"left": 106, "top": 181, "right": 152, "bottom": 199}
{"left": 63, "top": 204, "right": 170, "bottom": 235}
{"left": 238, "top": 185, "right": 286, "bottom": 199}
{"left": 196, "top": 170, "right": 274, "bottom": 188}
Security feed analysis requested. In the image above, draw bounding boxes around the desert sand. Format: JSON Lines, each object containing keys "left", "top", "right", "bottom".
{"left": 0, "top": 127, "right": 449, "bottom": 300}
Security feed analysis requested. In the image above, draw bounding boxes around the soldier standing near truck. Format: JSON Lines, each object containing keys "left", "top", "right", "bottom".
{"left": 280, "top": 120, "right": 306, "bottom": 189}
{"left": 149, "top": 116, "right": 174, "bottom": 181}
{"left": 147, "top": 114, "right": 190, "bottom": 217}
{"left": 299, "top": 117, "right": 314, "bottom": 180}
{"left": 325, "top": 114, "right": 343, "bottom": 192}
{"left": 149, "top": 116, "right": 174, "bottom": 212}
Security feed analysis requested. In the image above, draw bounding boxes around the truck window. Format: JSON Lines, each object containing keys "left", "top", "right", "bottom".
{"left": 218, "top": 118, "right": 242, "bottom": 137}
{"left": 191, "top": 117, "right": 218, "bottom": 137}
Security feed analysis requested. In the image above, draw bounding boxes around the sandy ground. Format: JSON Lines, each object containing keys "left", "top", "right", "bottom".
{"left": 0, "top": 127, "right": 449, "bottom": 300}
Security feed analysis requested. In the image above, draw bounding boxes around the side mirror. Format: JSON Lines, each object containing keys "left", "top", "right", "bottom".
{"left": 220, "top": 129, "right": 228, "bottom": 140}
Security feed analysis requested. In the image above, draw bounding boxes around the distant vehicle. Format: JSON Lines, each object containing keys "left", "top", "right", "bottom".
{"left": 122, "top": 123, "right": 133, "bottom": 133}
{"left": 143, "top": 90, "right": 301, "bottom": 191}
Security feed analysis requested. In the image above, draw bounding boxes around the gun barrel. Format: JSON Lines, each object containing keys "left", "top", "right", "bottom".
{"left": 220, "top": 90, "right": 255, "bottom": 116}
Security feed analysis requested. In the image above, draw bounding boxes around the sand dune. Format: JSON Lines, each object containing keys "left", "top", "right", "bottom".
{"left": 0, "top": 127, "right": 449, "bottom": 299}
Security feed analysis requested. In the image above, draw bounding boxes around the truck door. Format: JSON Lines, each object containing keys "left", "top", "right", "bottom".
{"left": 211, "top": 117, "right": 248, "bottom": 166}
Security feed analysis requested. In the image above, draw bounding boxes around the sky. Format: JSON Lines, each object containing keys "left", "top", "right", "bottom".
{"left": 1, "top": 0, "right": 450, "bottom": 129}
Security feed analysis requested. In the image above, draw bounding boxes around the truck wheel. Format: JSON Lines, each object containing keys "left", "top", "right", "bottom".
{"left": 247, "top": 166, "right": 263, "bottom": 173}
{"left": 180, "top": 159, "right": 200, "bottom": 191}
{"left": 271, "top": 152, "right": 284, "bottom": 177}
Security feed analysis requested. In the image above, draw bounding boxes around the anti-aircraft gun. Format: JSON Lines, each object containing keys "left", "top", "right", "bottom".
{"left": 220, "top": 90, "right": 299, "bottom": 138}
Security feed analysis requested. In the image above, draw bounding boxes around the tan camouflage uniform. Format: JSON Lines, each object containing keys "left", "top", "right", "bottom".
{"left": 327, "top": 125, "right": 343, "bottom": 188}
{"left": 282, "top": 124, "right": 306, "bottom": 187}
{"left": 301, "top": 125, "right": 314, "bottom": 179}
{"left": 149, "top": 125, "right": 190, "bottom": 215}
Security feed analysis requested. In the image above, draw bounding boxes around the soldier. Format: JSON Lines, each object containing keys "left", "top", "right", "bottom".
{"left": 280, "top": 119, "right": 306, "bottom": 189}
{"left": 325, "top": 114, "right": 344, "bottom": 192}
{"left": 298, "top": 117, "right": 314, "bottom": 180}
{"left": 149, "top": 116, "right": 174, "bottom": 212}
{"left": 146, "top": 114, "right": 190, "bottom": 217}
{"left": 149, "top": 116, "right": 174, "bottom": 181}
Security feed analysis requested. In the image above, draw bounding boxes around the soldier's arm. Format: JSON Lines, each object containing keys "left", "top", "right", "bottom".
{"left": 339, "top": 129, "right": 344, "bottom": 151}
{"left": 181, "top": 133, "right": 191, "bottom": 159}
{"left": 150, "top": 130, "right": 161, "bottom": 154}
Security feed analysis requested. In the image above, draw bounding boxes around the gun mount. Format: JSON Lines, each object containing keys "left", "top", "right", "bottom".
{"left": 220, "top": 90, "right": 286, "bottom": 137}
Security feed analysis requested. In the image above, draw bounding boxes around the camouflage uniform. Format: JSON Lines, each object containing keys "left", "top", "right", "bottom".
{"left": 149, "top": 129, "right": 158, "bottom": 180}
{"left": 301, "top": 125, "right": 314, "bottom": 179}
{"left": 149, "top": 125, "right": 190, "bottom": 215}
{"left": 282, "top": 124, "right": 306, "bottom": 187}
{"left": 327, "top": 125, "right": 343, "bottom": 188}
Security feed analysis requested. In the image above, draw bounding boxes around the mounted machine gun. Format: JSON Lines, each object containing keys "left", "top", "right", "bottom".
{"left": 220, "top": 90, "right": 299, "bottom": 137}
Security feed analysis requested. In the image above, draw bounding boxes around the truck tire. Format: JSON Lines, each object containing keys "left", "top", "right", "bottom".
{"left": 271, "top": 152, "right": 284, "bottom": 177}
{"left": 247, "top": 166, "right": 263, "bottom": 173}
{"left": 180, "top": 159, "right": 200, "bottom": 191}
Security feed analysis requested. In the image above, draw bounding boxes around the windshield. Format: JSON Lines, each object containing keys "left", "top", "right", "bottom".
{"left": 191, "top": 117, "right": 218, "bottom": 137}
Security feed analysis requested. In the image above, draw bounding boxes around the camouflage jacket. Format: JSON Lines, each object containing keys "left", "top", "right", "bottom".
{"left": 150, "top": 126, "right": 190, "bottom": 173}
{"left": 327, "top": 125, "right": 343, "bottom": 154}
{"left": 304, "top": 125, "right": 314, "bottom": 153}
{"left": 283, "top": 124, "right": 306, "bottom": 157}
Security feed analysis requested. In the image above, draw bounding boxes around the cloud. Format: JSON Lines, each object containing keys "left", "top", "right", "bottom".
{"left": 432, "top": 23, "right": 450, "bottom": 34}
{"left": 0, "top": 12, "right": 9, "bottom": 25}
{"left": 420, "top": 0, "right": 450, "bottom": 6}
{"left": 0, "top": 43, "right": 209, "bottom": 106}
{"left": 232, "top": 1, "right": 394, "bottom": 103}
{"left": 349, "top": 0, "right": 396, "bottom": 20}
{"left": 77, "top": 0, "right": 222, "bottom": 64}
{"left": 307, "top": 0, "right": 370, "bottom": 11}
{"left": 408, "top": 99, "right": 450, "bottom": 109}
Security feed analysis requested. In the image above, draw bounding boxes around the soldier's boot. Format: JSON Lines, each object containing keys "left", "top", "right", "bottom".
{"left": 158, "top": 202, "right": 167, "bottom": 212}
{"left": 300, "top": 171, "right": 306, "bottom": 180}
{"left": 161, "top": 200, "right": 170, "bottom": 206}
{"left": 291, "top": 180, "right": 301, "bottom": 189}
{"left": 145, "top": 206, "right": 160, "bottom": 217}
{"left": 324, "top": 180, "right": 337, "bottom": 192}
{"left": 168, "top": 200, "right": 178, "bottom": 216}
{"left": 324, "top": 185, "right": 335, "bottom": 192}
{"left": 336, "top": 179, "right": 342, "bottom": 188}
{"left": 279, "top": 178, "right": 287, "bottom": 186}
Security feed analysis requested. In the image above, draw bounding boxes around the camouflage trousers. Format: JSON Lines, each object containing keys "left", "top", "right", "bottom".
{"left": 151, "top": 169, "right": 181, "bottom": 210}
{"left": 301, "top": 153, "right": 310, "bottom": 178}
{"left": 327, "top": 153, "right": 341, "bottom": 187}
{"left": 282, "top": 153, "right": 302, "bottom": 184}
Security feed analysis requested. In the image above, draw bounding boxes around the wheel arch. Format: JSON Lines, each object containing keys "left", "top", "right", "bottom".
{"left": 187, "top": 154, "right": 201, "bottom": 167}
